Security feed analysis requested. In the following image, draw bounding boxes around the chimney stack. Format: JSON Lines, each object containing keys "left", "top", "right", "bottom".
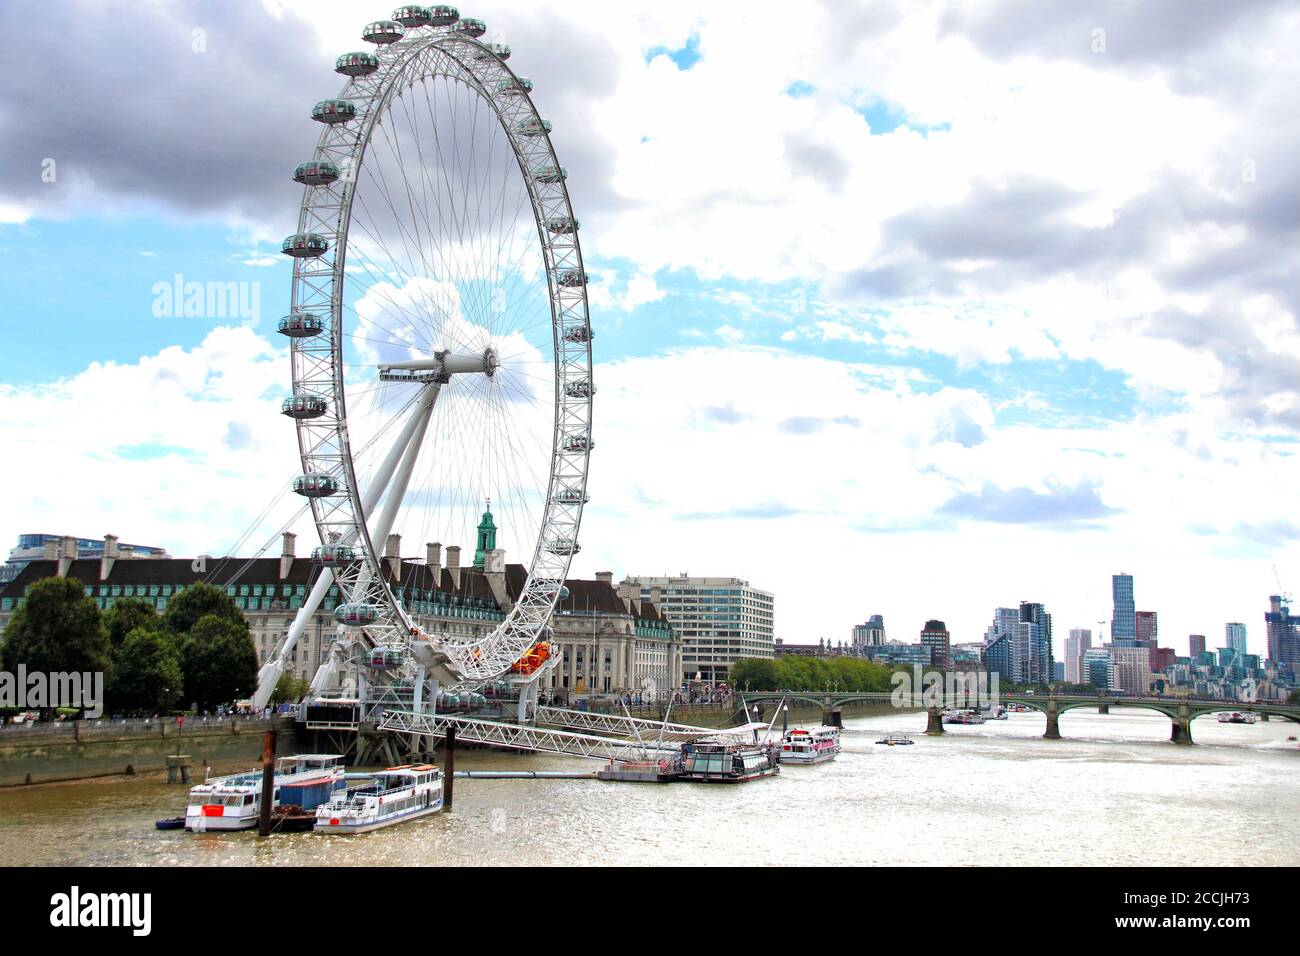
{"left": 42, "top": 539, "right": 58, "bottom": 561}
{"left": 596, "top": 570, "right": 614, "bottom": 585}
{"left": 385, "top": 533, "right": 402, "bottom": 581}
{"left": 280, "top": 532, "right": 296, "bottom": 580}
{"left": 446, "top": 545, "right": 462, "bottom": 591}
{"left": 649, "top": 585, "right": 663, "bottom": 612}
{"left": 57, "top": 535, "right": 77, "bottom": 578}
{"left": 484, "top": 548, "right": 511, "bottom": 611}
{"left": 426, "top": 542, "right": 442, "bottom": 587}
{"left": 100, "top": 534, "right": 119, "bottom": 582}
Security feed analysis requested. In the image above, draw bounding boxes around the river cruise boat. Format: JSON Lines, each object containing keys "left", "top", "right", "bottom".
{"left": 942, "top": 709, "right": 986, "bottom": 725}
{"left": 1217, "top": 711, "right": 1258, "bottom": 724}
{"left": 780, "top": 727, "right": 841, "bottom": 764}
{"left": 185, "top": 754, "right": 345, "bottom": 832}
{"left": 315, "top": 764, "right": 444, "bottom": 834}
{"left": 677, "top": 741, "right": 779, "bottom": 783}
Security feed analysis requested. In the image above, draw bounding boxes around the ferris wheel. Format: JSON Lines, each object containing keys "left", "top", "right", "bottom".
{"left": 254, "top": 6, "right": 593, "bottom": 709}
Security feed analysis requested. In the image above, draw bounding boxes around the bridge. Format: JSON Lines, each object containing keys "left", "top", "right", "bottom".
{"left": 735, "top": 691, "right": 1300, "bottom": 745}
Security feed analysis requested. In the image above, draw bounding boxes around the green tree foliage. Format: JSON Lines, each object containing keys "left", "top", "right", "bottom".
{"left": 163, "top": 582, "right": 245, "bottom": 635}
{"left": 180, "top": 614, "right": 258, "bottom": 711}
{"left": 730, "top": 655, "right": 894, "bottom": 693}
{"left": 104, "top": 596, "right": 162, "bottom": 649}
{"left": 0, "top": 577, "right": 111, "bottom": 679}
{"left": 109, "top": 627, "right": 183, "bottom": 715}
{"left": 271, "top": 673, "right": 310, "bottom": 705}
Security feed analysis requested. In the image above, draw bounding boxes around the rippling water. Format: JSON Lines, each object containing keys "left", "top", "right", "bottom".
{"left": 2, "top": 708, "right": 1296, "bottom": 866}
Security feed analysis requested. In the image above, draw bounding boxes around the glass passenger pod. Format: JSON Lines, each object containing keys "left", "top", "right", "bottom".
{"left": 391, "top": 5, "right": 432, "bottom": 28}
{"left": 278, "top": 312, "right": 324, "bottom": 338}
{"left": 555, "top": 489, "right": 590, "bottom": 505}
{"left": 426, "top": 5, "right": 460, "bottom": 26}
{"left": 362, "top": 20, "right": 405, "bottom": 44}
{"left": 556, "top": 269, "right": 587, "bottom": 288}
{"left": 312, "top": 543, "right": 357, "bottom": 566}
{"left": 533, "top": 164, "right": 567, "bottom": 184}
{"left": 336, "top": 603, "right": 380, "bottom": 627}
{"left": 335, "top": 52, "right": 381, "bottom": 77}
{"left": 292, "top": 474, "right": 341, "bottom": 498}
{"left": 564, "top": 380, "right": 595, "bottom": 398}
{"left": 293, "top": 161, "right": 341, "bottom": 186}
{"left": 562, "top": 324, "right": 593, "bottom": 344}
{"left": 546, "top": 217, "right": 579, "bottom": 235}
{"left": 562, "top": 433, "right": 592, "bottom": 453}
{"left": 545, "top": 538, "right": 580, "bottom": 556}
{"left": 368, "top": 647, "right": 404, "bottom": 668}
{"left": 514, "top": 117, "right": 550, "bottom": 137}
{"left": 311, "top": 99, "right": 357, "bottom": 125}
{"left": 474, "top": 42, "right": 511, "bottom": 61}
{"left": 281, "top": 233, "right": 330, "bottom": 258}
{"left": 495, "top": 76, "right": 534, "bottom": 97}
{"left": 281, "top": 394, "right": 329, "bottom": 420}
{"left": 453, "top": 17, "right": 486, "bottom": 37}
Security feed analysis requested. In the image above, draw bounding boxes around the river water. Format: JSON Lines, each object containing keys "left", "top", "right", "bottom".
{"left": 2, "top": 708, "right": 1296, "bottom": 866}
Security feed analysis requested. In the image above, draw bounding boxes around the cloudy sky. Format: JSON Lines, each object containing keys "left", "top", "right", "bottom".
{"left": 2, "top": 0, "right": 1298, "bottom": 660}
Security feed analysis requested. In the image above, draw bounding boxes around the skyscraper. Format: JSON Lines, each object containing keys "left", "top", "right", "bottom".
{"left": 1262, "top": 598, "right": 1300, "bottom": 672}
{"left": 1135, "top": 610, "right": 1157, "bottom": 646}
{"left": 1019, "top": 602, "right": 1053, "bottom": 686}
{"left": 920, "top": 620, "right": 951, "bottom": 670}
{"left": 1226, "top": 621, "right": 1248, "bottom": 659}
{"left": 1065, "top": 628, "right": 1092, "bottom": 684}
{"left": 1188, "top": 634, "right": 1206, "bottom": 658}
{"left": 1111, "top": 574, "right": 1136, "bottom": 644}
{"left": 851, "top": 615, "right": 886, "bottom": 649}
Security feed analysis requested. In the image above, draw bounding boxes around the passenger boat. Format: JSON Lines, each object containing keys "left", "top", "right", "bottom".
{"left": 942, "top": 709, "right": 986, "bottom": 725}
{"left": 1217, "top": 712, "right": 1258, "bottom": 724}
{"left": 184, "top": 754, "right": 345, "bottom": 832}
{"left": 315, "top": 764, "right": 444, "bottom": 834}
{"left": 875, "top": 733, "right": 914, "bottom": 746}
{"left": 780, "top": 726, "right": 841, "bottom": 764}
{"left": 677, "top": 741, "right": 779, "bottom": 783}
{"left": 980, "top": 704, "right": 1008, "bottom": 720}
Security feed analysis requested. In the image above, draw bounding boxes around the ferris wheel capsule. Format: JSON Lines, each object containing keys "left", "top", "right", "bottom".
{"left": 495, "top": 76, "right": 534, "bottom": 97}
{"left": 392, "top": 5, "right": 432, "bottom": 28}
{"left": 564, "top": 380, "right": 595, "bottom": 399}
{"left": 556, "top": 269, "right": 587, "bottom": 287}
{"left": 362, "top": 20, "right": 405, "bottom": 44}
{"left": 293, "top": 161, "right": 341, "bottom": 186}
{"left": 514, "top": 117, "right": 550, "bottom": 136}
{"left": 293, "top": 473, "right": 341, "bottom": 498}
{"left": 335, "top": 52, "right": 381, "bottom": 77}
{"left": 562, "top": 433, "right": 592, "bottom": 453}
{"left": 546, "top": 217, "right": 579, "bottom": 235}
{"left": 555, "top": 489, "right": 590, "bottom": 505}
{"left": 474, "top": 41, "right": 510, "bottom": 61}
{"left": 533, "top": 164, "right": 567, "bottom": 184}
{"left": 311, "top": 99, "right": 357, "bottom": 124}
{"left": 336, "top": 603, "right": 380, "bottom": 627}
{"left": 545, "top": 537, "right": 580, "bottom": 556}
{"left": 562, "top": 324, "right": 593, "bottom": 343}
{"left": 426, "top": 4, "right": 460, "bottom": 26}
{"left": 312, "top": 543, "right": 357, "bottom": 566}
{"left": 282, "top": 233, "right": 329, "bottom": 257}
{"left": 281, "top": 393, "right": 329, "bottom": 420}
{"left": 278, "top": 312, "right": 324, "bottom": 338}
{"left": 453, "top": 17, "right": 486, "bottom": 37}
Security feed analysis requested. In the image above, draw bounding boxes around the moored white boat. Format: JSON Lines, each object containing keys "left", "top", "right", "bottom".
{"left": 185, "top": 754, "right": 345, "bottom": 832}
{"left": 315, "top": 764, "right": 444, "bottom": 834}
{"left": 780, "top": 726, "right": 841, "bottom": 764}
{"left": 1217, "top": 711, "right": 1258, "bottom": 724}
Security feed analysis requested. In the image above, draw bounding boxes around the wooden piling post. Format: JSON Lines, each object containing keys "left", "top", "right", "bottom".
{"left": 442, "top": 726, "right": 456, "bottom": 811}
{"left": 257, "top": 727, "right": 277, "bottom": 837}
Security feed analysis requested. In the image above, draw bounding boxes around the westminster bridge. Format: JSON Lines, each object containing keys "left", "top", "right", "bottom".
{"left": 735, "top": 691, "right": 1300, "bottom": 745}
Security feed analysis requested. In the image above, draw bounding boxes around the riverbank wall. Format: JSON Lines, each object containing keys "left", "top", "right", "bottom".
{"left": 0, "top": 716, "right": 297, "bottom": 787}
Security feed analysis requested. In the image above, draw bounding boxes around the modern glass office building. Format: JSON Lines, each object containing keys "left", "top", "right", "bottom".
{"left": 1111, "top": 573, "right": 1136, "bottom": 644}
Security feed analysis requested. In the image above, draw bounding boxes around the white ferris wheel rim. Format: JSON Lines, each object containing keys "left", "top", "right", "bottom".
{"left": 284, "top": 11, "right": 593, "bottom": 685}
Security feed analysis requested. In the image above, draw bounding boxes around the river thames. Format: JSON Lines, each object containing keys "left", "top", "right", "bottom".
{"left": 2, "top": 708, "right": 1296, "bottom": 866}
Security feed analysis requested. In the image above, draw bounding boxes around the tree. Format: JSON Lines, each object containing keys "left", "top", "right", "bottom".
{"left": 1289, "top": 688, "right": 1300, "bottom": 706}
{"left": 271, "top": 673, "right": 310, "bottom": 706}
{"left": 0, "top": 578, "right": 111, "bottom": 711}
{"left": 180, "top": 614, "right": 258, "bottom": 711}
{"left": 163, "top": 582, "right": 245, "bottom": 635}
{"left": 108, "top": 627, "right": 183, "bottom": 715}
{"left": 104, "top": 597, "right": 162, "bottom": 650}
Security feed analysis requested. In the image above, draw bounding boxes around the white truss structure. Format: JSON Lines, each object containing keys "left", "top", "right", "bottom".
{"left": 534, "top": 707, "right": 758, "bottom": 744}
{"left": 253, "top": 12, "right": 592, "bottom": 711}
